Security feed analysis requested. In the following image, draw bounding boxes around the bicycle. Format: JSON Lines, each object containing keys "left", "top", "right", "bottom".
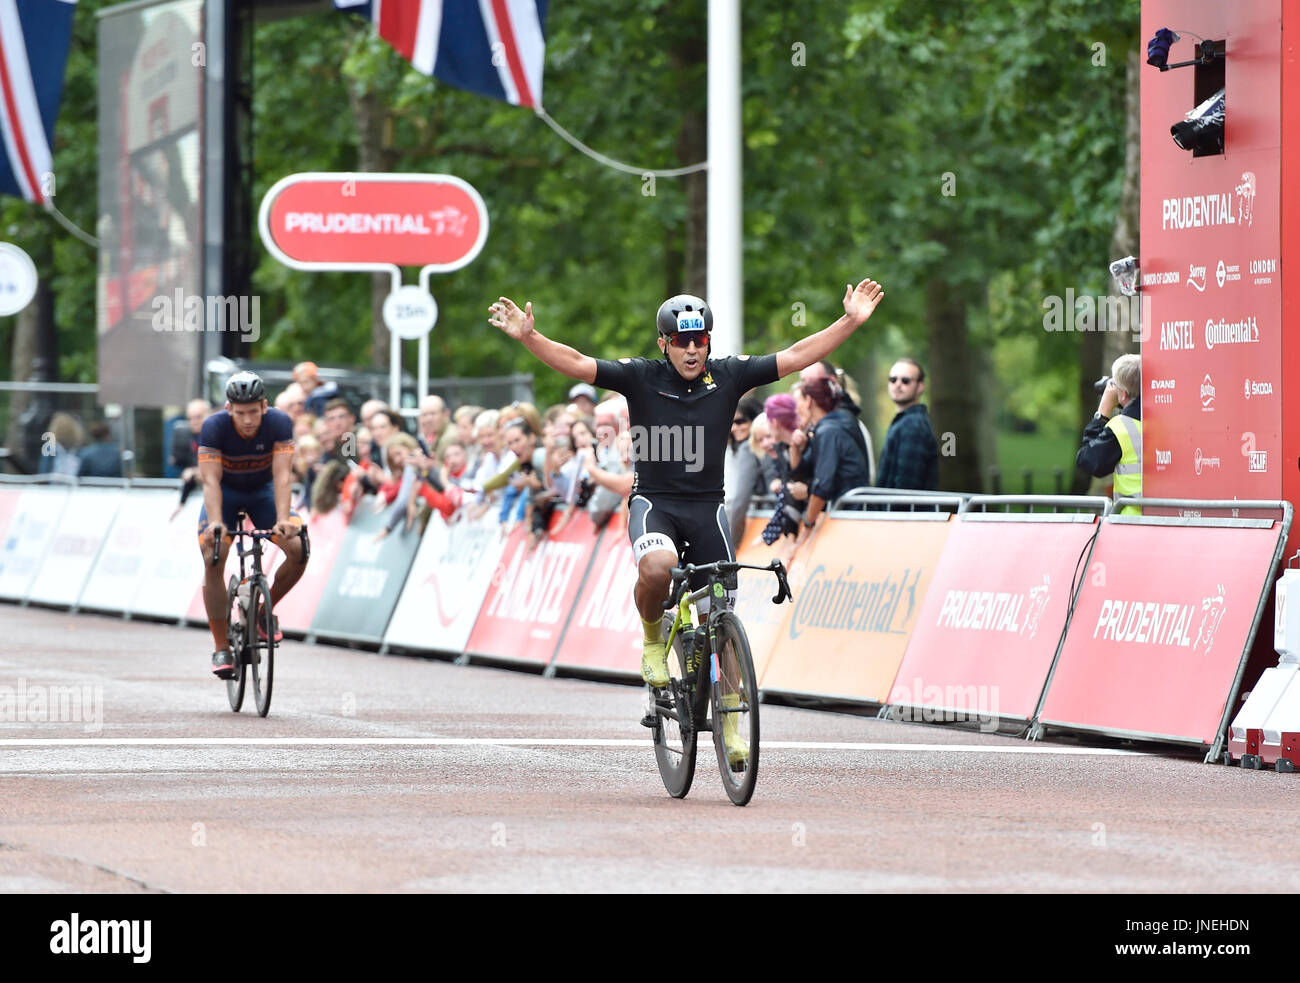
{"left": 210, "top": 514, "right": 309, "bottom": 717}
{"left": 641, "top": 555, "right": 793, "bottom": 806}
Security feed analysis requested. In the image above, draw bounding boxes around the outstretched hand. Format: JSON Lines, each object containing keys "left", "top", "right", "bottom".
{"left": 488, "top": 297, "right": 534, "bottom": 340}
{"left": 842, "top": 278, "right": 885, "bottom": 324}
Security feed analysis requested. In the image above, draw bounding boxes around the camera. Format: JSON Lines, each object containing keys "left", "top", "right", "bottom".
{"left": 1109, "top": 256, "right": 1139, "bottom": 297}
{"left": 1093, "top": 375, "right": 1112, "bottom": 395}
{"left": 1172, "top": 87, "right": 1225, "bottom": 154}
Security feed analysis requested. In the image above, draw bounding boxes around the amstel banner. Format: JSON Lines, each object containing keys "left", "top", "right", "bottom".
{"left": 466, "top": 511, "right": 599, "bottom": 665}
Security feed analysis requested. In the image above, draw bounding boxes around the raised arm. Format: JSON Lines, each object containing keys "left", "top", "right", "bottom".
{"left": 775, "top": 278, "right": 884, "bottom": 378}
{"left": 489, "top": 297, "right": 598, "bottom": 384}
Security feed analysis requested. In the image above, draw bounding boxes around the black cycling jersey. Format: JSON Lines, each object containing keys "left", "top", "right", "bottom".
{"left": 594, "top": 353, "right": 780, "bottom": 500}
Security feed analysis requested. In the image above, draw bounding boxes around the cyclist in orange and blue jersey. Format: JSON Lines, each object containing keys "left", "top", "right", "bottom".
{"left": 197, "top": 372, "right": 308, "bottom": 678}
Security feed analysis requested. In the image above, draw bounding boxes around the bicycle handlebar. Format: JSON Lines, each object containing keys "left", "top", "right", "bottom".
{"left": 206, "top": 514, "right": 310, "bottom": 566}
{"left": 662, "top": 558, "right": 793, "bottom": 609}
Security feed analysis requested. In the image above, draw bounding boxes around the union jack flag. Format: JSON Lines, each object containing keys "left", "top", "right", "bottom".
{"left": 0, "top": 0, "right": 76, "bottom": 204}
{"left": 336, "top": 0, "right": 547, "bottom": 109}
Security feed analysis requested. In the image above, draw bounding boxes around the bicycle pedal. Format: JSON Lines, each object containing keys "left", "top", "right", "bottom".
{"left": 639, "top": 712, "right": 657, "bottom": 729}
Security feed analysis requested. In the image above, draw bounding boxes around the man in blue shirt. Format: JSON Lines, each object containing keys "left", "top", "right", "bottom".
{"left": 876, "top": 358, "right": 939, "bottom": 491}
{"left": 197, "top": 372, "right": 308, "bottom": 678}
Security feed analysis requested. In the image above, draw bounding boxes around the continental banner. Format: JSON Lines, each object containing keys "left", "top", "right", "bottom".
{"left": 550, "top": 512, "right": 638, "bottom": 674}
{"left": 760, "top": 514, "right": 952, "bottom": 702}
{"left": 466, "top": 511, "right": 598, "bottom": 664}
{"left": 0, "top": 486, "right": 71, "bottom": 600}
{"left": 28, "top": 487, "right": 124, "bottom": 607}
{"left": 79, "top": 488, "right": 178, "bottom": 614}
{"left": 1039, "top": 520, "right": 1284, "bottom": 744}
{"left": 309, "top": 498, "right": 422, "bottom": 643}
{"left": 385, "top": 510, "right": 509, "bottom": 656}
{"left": 892, "top": 516, "right": 1100, "bottom": 725}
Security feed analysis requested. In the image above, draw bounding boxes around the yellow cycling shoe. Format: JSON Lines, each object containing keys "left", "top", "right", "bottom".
{"left": 720, "top": 692, "right": 749, "bottom": 768}
{"left": 641, "top": 638, "right": 670, "bottom": 688}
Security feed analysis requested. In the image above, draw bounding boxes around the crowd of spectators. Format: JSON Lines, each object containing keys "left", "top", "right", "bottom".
{"left": 153, "top": 356, "right": 937, "bottom": 549}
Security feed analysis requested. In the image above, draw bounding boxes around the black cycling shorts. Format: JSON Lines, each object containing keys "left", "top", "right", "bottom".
{"left": 627, "top": 494, "right": 736, "bottom": 591}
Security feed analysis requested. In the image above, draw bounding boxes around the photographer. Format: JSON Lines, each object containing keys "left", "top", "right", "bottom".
{"left": 1077, "top": 353, "right": 1142, "bottom": 515}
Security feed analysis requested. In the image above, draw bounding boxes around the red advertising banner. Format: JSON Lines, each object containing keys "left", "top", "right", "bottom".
{"left": 466, "top": 511, "right": 599, "bottom": 665}
{"left": 893, "top": 517, "right": 1100, "bottom": 724}
{"left": 258, "top": 172, "right": 488, "bottom": 271}
{"left": 1142, "top": 0, "right": 1283, "bottom": 506}
{"left": 550, "top": 512, "right": 640, "bottom": 674}
{"left": 760, "top": 515, "right": 952, "bottom": 702}
{"left": 274, "top": 507, "right": 351, "bottom": 633}
{"left": 1038, "top": 520, "right": 1283, "bottom": 744}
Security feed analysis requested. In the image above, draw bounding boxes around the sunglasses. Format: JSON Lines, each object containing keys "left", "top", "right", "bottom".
{"left": 732, "top": 416, "right": 749, "bottom": 425}
{"left": 889, "top": 375, "right": 915, "bottom": 384}
{"left": 668, "top": 330, "right": 709, "bottom": 349}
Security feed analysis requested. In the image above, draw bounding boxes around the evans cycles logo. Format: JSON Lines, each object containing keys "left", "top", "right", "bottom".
{"left": 789, "top": 564, "right": 921, "bottom": 639}
{"left": 1150, "top": 378, "right": 1175, "bottom": 405}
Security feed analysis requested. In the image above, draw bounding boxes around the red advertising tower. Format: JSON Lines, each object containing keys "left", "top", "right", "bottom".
{"left": 1141, "top": 0, "right": 1294, "bottom": 550}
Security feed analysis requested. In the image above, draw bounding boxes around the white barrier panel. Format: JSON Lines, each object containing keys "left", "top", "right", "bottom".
{"left": 384, "top": 511, "right": 508, "bottom": 655}
{"left": 79, "top": 488, "right": 177, "bottom": 614}
{"left": 129, "top": 494, "right": 204, "bottom": 620}
{"left": 27, "top": 487, "right": 124, "bottom": 607}
{"left": 0, "top": 486, "right": 71, "bottom": 600}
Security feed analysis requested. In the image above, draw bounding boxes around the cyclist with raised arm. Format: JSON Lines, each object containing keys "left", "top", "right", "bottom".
{"left": 489, "top": 279, "right": 884, "bottom": 758}
{"left": 197, "top": 372, "right": 309, "bottom": 679}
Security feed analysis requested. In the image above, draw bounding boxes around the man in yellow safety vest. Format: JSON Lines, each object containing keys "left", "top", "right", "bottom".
{"left": 1076, "top": 354, "right": 1141, "bottom": 515}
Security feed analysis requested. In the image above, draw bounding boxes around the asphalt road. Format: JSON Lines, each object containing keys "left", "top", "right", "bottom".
{"left": 2, "top": 604, "right": 1297, "bottom": 893}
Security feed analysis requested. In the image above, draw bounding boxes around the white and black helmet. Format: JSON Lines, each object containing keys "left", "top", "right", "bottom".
{"left": 225, "top": 371, "right": 266, "bottom": 404}
{"left": 656, "top": 294, "right": 713, "bottom": 336}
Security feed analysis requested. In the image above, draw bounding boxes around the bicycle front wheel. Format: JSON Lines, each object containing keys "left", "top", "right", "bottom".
{"left": 225, "top": 575, "right": 246, "bottom": 712}
{"left": 710, "top": 611, "right": 760, "bottom": 806}
{"left": 652, "top": 618, "right": 697, "bottom": 798}
{"left": 250, "top": 579, "right": 275, "bottom": 718}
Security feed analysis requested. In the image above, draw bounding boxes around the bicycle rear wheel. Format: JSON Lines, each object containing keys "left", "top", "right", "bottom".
{"left": 250, "top": 579, "right": 275, "bottom": 718}
{"left": 710, "top": 611, "right": 760, "bottom": 806}
{"left": 225, "top": 575, "right": 246, "bottom": 712}
{"left": 652, "top": 618, "right": 697, "bottom": 798}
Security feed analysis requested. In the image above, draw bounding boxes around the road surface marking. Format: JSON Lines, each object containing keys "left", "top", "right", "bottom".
{"left": 0, "top": 737, "right": 1141, "bottom": 754}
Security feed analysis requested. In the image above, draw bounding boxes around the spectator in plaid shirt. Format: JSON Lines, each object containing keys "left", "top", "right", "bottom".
{"left": 876, "top": 358, "right": 939, "bottom": 491}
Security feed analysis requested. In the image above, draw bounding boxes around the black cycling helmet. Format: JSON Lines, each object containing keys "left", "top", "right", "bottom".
{"left": 656, "top": 294, "right": 713, "bottom": 336}
{"left": 225, "top": 371, "right": 266, "bottom": 404}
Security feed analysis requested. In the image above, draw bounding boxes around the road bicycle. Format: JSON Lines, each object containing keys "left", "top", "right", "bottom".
{"left": 211, "top": 515, "right": 309, "bottom": 717}
{"left": 641, "top": 555, "right": 792, "bottom": 806}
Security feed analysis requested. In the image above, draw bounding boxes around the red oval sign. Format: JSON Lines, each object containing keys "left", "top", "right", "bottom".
{"left": 258, "top": 173, "right": 488, "bottom": 272}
